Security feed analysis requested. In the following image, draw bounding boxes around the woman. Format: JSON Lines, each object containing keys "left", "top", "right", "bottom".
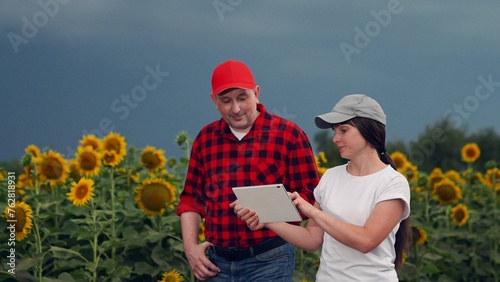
{"left": 232, "top": 94, "right": 412, "bottom": 281}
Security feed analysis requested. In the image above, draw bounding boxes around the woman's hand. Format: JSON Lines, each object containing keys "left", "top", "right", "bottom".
{"left": 289, "top": 192, "right": 317, "bottom": 218}
{"left": 230, "top": 200, "right": 266, "bottom": 230}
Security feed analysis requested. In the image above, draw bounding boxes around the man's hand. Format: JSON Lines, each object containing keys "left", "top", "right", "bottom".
{"left": 184, "top": 241, "right": 220, "bottom": 281}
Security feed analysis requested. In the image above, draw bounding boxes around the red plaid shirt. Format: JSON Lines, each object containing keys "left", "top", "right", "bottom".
{"left": 176, "top": 104, "right": 320, "bottom": 248}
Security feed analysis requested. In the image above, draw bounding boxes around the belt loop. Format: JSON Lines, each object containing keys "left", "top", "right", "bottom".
{"left": 249, "top": 246, "right": 254, "bottom": 257}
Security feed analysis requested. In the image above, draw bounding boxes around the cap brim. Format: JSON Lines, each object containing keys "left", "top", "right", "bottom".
{"left": 212, "top": 82, "right": 255, "bottom": 96}
{"left": 314, "top": 112, "right": 355, "bottom": 129}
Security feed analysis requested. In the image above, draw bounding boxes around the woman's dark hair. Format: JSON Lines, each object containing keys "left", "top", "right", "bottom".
{"left": 336, "top": 117, "right": 412, "bottom": 271}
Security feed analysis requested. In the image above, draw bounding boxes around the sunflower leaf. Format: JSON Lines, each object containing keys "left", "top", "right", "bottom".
{"left": 145, "top": 230, "right": 166, "bottom": 243}
{"left": 49, "top": 246, "right": 88, "bottom": 263}
{"left": 57, "top": 273, "right": 76, "bottom": 282}
{"left": 15, "top": 256, "right": 41, "bottom": 271}
{"left": 151, "top": 245, "right": 168, "bottom": 265}
{"left": 133, "top": 262, "right": 155, "bottom": 275}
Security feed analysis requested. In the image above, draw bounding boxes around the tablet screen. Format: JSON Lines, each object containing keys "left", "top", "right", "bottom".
{"left": 232, "top": 184, "right": 302, "bottom": 223}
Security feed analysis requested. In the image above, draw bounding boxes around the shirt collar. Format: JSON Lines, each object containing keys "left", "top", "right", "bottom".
{"left": 214, "top": 104, "right": 272, "bottom": 139}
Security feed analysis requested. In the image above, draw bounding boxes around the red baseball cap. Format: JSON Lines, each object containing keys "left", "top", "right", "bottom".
{"left": 211, "top": 60, "right": 255, "bottom": 95}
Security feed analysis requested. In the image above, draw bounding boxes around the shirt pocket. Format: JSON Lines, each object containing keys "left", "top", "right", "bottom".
{"left": 256, "top": 160, "right": 286, "bottom": 184}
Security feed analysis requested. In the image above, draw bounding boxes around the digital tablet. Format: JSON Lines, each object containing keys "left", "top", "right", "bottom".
{"left": 232, "top": 184, "right": 302, "bottom": 223}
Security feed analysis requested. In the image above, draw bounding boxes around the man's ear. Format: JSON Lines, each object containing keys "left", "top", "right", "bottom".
{"left": 210, "top": 93, "right": 218, "bottom": 110}
{"left": 254, "top": 85, "right": 260, "bottom": 102}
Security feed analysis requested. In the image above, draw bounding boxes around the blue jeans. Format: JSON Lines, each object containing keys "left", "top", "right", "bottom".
{"left": 208, "top": 243, "right": 295, "bottom": 282}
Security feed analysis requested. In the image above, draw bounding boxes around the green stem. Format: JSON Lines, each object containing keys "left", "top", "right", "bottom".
{"left": 444, "top": 205, "right": 452, "bottom": 249}
{"left": 52, "top": 187, "right": 60, "bottom": 239}
{"left": 445, "top": 205, "right": 450, "bottom": 231}
{"left": 33, "top": 217, "right": 43, "bottom": 282}
{"left": 491, "top": 175, "right": 498, "bottom": 276}
{"left": 32, "top": 162, "right": 43, "bottom": 282}
{"left": 110, "top": 168, "right": 116, "bottom": 260}
{"left": 465, "top": 167, "right": 476, "bottom": 271}
{"left": 413, "top": 242, "right": 419, "bottom": 266}
{"left": 91, "top": 199, "right": 99, "bottom": 282}
{"left": 157, "top": 215, "right": 162, "bottom": 233}
{"left": 424, "top": 190, "right": 430, "bottom": 225}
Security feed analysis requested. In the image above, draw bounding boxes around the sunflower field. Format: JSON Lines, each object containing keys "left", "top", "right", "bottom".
{"left": 0, "top": 132, "right": 190, "bottom": 282}
{"left": 0, "top": 132, "right": 499, "bottom": 282}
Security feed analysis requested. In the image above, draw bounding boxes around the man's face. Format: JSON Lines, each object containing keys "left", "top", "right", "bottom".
{"left": 211, "top": 87, "right": 260, "bottom": 133}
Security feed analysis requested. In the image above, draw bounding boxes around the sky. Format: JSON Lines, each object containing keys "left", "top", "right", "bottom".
{"left": 1, "top": 1, "right": 500, "bottom": 163}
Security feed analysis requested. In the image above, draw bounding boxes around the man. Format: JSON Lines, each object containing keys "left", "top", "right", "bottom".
{"left": 176, "top": 59, "right": 320, "bottom": 281}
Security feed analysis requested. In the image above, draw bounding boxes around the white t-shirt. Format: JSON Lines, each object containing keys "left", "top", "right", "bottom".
{"left": 229, "top": 126, "right": 247, "bottom": 141}
{"left": 313, "top": 164, "right": 410, "bottom": 282}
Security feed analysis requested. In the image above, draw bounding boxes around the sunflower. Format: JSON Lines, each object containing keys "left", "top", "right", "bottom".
{"left": 102, "top": 150, "right": 120, "bottom": 167}
{"left": 390, "top": 151, "right": 408, "bottom": 171}
{"left": 76, "top": 146, "right": 101, "bottom": 177}
{"left": 175, "top": 131, "right": 189, "bottom": 146}
{"left": 102, "top": 132, "right": 127, "bottom": 163}
{"left": 20, "top": 163, "right": 36, "bottom": 189}
{"left": 79, "top": 134, "right": 102, "bottom": 151}
{"left": 471, "top": 172, "right": 486, "bottom": 186}
{"left": 314, "top": 152, "right": 329, "bottom": 177}
{"left": 158, "top": 269, "right": 184, "bottom": 282}
{"left": 484, "top": 167, "right": 500, "bottom": 191}
{"left": 12, "top": 178, "right": 27, "bottom": 200}
{"left": 17, "top": 173, "right": 28, "bottom": 187}
{"left": 432, "top": 178, "right": 462, "bottom": 204}
{"left": 451, "top": 203, "right": 470, "bottom": 227}
{"left": 130, "top": 172, "right": 140, "bottom": 183}
{"left": 411, "top": 186, "right": 425, "bottom": 202}
{"left": 198, "top": 220, "right": 206, "bottom": 242}
{"left": 401, "top": 251, "right": 408, "bottom": 266}
{"left": 67, "top": 178, "right": 95, "bottom": 207}
{"left": 462, "top": 168, "right": 484, "bottom": 186}
{"left": 416, "top": 174, "right": 428, "bottom": 187}
{"left": 140, "top": 146, "right": 167, "bottom": 172}
{"left": 461, "top": 143, "right": 480, "bottom": 163}
{"left": 68, "top": 159, "right": 81, "bottom": 181}
{"left": 445, "top": 170, "right": 466, "bottom": 184}
{"left": 135, "top": 178, "right": 176, "bottom": 216}
{"left": 317, "top": 166, "right": 327, "bottom": 177}
{"left": 413, "top": 186, "right": 425, "bottom": 193}
{"left": 472, "top": 192, "right": 484, "bottom": 205}
{"left": 428, "top": 168, "right": 445, "bottom": 190}
{"left": 117, "top": 168, "right": 140, "bottom": 183}
{"left": 25, "top": 144, "right": 41, "bottom": 158}
{"left": 412, "top": 226, "right": 427, "bottom": 245}
{"left": 402, "top": 163, "right": 419, "bottom": 183}
{"left": 4, "top": 202, "right": 33, "bottom": 241}
{"left": 34, "top": 150, "right": 68, "bottom": 186}
{"left": 318, "top": 151, "right": 328, "bottom": 164}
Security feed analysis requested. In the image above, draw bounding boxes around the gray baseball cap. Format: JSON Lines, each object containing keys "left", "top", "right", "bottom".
{"left": 315, "top": 94, "right": 386, "bottom": 128}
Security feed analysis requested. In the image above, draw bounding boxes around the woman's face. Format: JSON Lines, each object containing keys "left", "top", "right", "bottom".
{"left": 332, "top": 123, "right": 369, "bottom": 160}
